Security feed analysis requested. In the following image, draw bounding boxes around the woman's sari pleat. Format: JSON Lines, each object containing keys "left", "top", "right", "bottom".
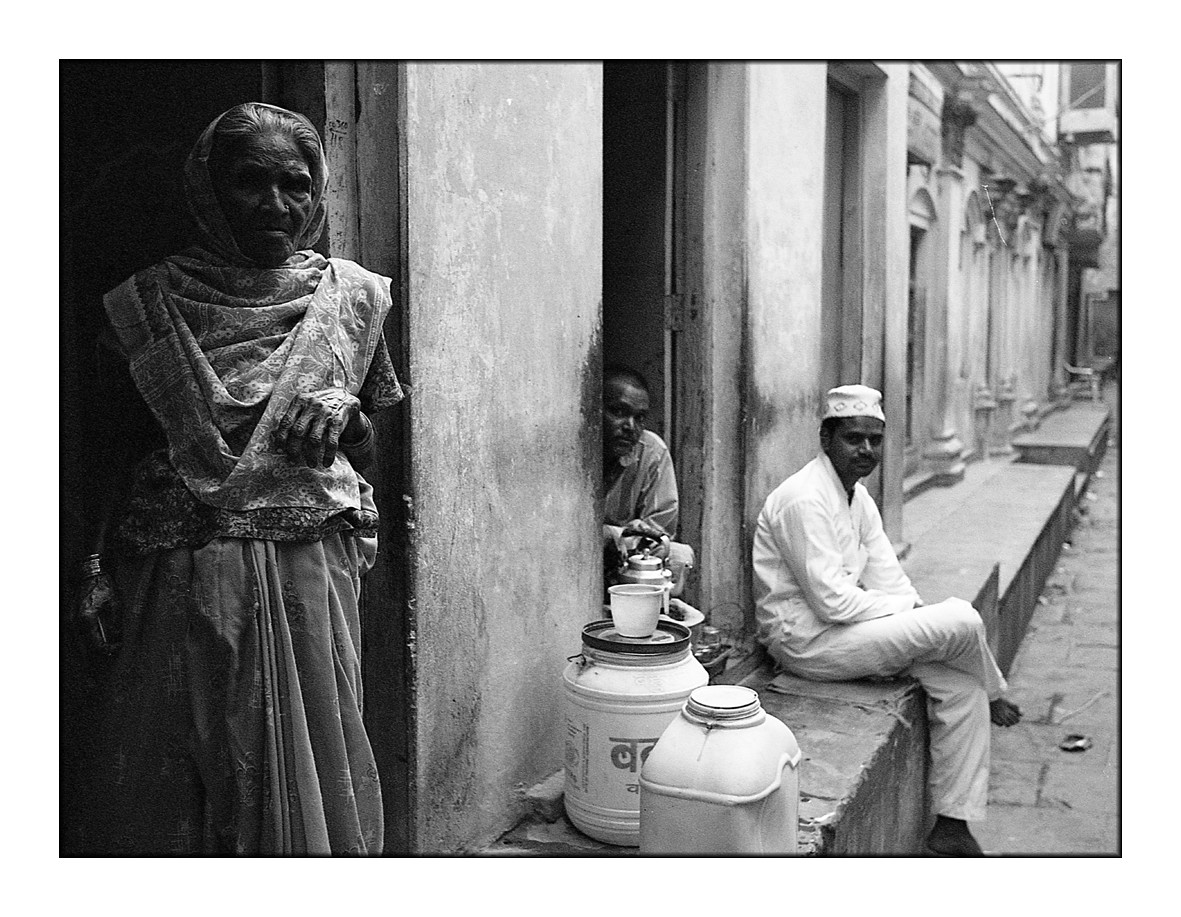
{"left": 80, "top": 535, "right": 382, "bottom": 855}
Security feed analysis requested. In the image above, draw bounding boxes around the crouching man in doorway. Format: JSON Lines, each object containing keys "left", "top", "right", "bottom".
{"left": 602, "top": 364, "right": 679, "bottom": 555}
{"left": 751, "top": 384, "right": 1021, "bottom": 856}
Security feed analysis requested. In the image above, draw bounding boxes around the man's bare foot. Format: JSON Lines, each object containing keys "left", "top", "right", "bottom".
{"left": 990, "top": 697, "right": 1021, "bottom": 727}
{"left": 926, "top": 816, "right": 984, "bottom": 856}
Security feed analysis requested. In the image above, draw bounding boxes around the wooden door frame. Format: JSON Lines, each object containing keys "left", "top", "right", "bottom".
{"left": 666, "top": 62, "right": 707, "bottom": 604}
{"left": 821, "top": 73, "right": 867, "bottom": 396}
{"left": 270, "top": 61, "right": 416, "bottom": 856}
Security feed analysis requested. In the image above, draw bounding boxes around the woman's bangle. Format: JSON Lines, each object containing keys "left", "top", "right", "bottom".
{"left": 340, "top": 412, "right": 374, "bottom": 450}
{"left": 79, "top": 554, "right": 103, "bottom": 579}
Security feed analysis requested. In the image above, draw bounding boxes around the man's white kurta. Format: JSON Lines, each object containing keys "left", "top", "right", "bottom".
{"left": 753, "top": 452, "right": 920, "bottom": 652}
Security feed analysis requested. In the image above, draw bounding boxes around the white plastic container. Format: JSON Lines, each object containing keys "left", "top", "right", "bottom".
{"left": 638, "top": 684, "right": 801, "bottom": 855}
{"left": 563, "top": 620, "right": 708, "bottom": 846}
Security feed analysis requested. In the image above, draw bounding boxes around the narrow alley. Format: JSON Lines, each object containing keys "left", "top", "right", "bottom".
{"left": 977, "top": 386, "right": 1119, "bottom": 855}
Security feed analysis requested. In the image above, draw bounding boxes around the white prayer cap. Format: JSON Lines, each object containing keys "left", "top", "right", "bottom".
{"left": 822, "top": 384, "right": 885, "bottom": 422}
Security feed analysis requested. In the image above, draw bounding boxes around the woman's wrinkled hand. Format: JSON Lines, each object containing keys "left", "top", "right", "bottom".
{"left": 77, "top": 572, "right": 122, "bottom": 656}
{"left": 273, "top": 387, "right": 361, "bottom": 468}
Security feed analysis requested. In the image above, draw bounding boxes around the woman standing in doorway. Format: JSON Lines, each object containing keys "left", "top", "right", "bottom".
{"left": 74, "top": 103, "right": 402, "bottom": 855}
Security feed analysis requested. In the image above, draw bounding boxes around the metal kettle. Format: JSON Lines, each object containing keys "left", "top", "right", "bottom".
{"left": 619, "top": 553, "right": 672, "bottom": 615}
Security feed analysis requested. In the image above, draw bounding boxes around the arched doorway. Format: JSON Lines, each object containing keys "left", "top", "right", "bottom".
{"left": 961, "top": 190, "right": 988, "bottom": 455}
{"left": 905, "top": 186, "right": 937, "bottom": 476}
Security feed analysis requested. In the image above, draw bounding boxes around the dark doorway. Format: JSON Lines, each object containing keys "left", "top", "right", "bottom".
{"left": 821, "top": 76, "right": 864, "bottom": 396}
{"left": 60, "top": 61, "right": 270, "bottom": 855}
{"left": 906, "top": 224, "right": 929, "bottom": 470}
{"left": 602, "top": 61, "right": 705, "bottom": 601}
{"left": 603, "top": 63, "right": 671, "bottom": 440}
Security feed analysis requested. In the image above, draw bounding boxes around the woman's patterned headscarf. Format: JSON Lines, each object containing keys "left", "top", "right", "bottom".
{"left": 183, "top": 102, "right": 330, "bottom": 267}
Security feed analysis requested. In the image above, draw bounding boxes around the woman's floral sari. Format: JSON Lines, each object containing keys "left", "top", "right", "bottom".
{"left": 79, "top": 104, "right": 399, "bottom": 855}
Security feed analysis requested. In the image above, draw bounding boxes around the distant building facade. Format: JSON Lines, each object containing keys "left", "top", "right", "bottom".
{"left": 903, "top": 62, "right": 1081, "bottom": 495}
{"left": 1057, "top": 62, "right": 1120, "bottom": 367}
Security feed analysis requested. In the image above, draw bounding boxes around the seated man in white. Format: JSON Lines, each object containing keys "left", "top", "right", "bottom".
{"left": 751, "top": 384, "right": 1021, "bottom": 856}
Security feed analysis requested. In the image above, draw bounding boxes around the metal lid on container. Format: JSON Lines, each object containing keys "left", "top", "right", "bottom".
{"left": 626, "top": 554, "right": 665, "bottom": 571}
{"left": 685, "top": 684, "right": 762, "bottom": 720}
{"left": 581, "top": 619, "right": 691, "bottom": 655}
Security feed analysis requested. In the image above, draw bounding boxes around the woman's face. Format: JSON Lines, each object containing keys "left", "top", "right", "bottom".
{"left": 211, "top": 129, "right": 314, "bottom": 267}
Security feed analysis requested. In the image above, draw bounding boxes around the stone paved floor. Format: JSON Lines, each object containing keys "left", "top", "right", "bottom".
{"left": 975, "top": 386, "right": 1120, "bottom": 856}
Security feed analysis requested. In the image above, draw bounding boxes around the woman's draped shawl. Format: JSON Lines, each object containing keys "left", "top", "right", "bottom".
{"left": 103, "top": 102, "right": 398, "bottom": 521}
{"left": 104, "top": 250, "right": 393, "bottom": 515}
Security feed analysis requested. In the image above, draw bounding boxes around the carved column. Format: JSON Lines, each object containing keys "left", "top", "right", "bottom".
{"left": 921, "top": 96, "right": 977, "bottom": 483}
{"left": 972, "top": 381, "right": 997, "bottom": 461}
{"left": 984, "top": 234, "right": 1013, "bottom": 455}
{"left": 940, "top": 95, "right": 976, "bottom": 172}
{"left": 1020, "top": 397, "right": 1040, "bottom": 432}
{"left": 983, "top": 177, "right": 1025, "bottom": 452}
{"left": 992, "top": 373, "right": 1017, "bottom": 454}
{"left": 922, "top": 163, "right": 966, "bottom": 481}
{"left": 1044, "top": 195, "right": 1074, "bottom": 404}
{"left": 1051, "top": 247, "right": 1072, "bottom": 403}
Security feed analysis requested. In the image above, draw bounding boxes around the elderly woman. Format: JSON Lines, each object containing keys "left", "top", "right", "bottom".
{"left": 74, "top": 103, "right": 402, "bottom": 855}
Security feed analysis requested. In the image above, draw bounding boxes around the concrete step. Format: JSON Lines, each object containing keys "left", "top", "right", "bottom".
{"left": 738, "top": 665, "right": 927, "bottom": 854}
{"left": 482, "top": 664, "right": 928, "bottom": 856}
{"left": 1012, "top": 402, "right": 1111, "bottom": 479}
{"left": 906, "top": 462, "right": 1078, "bottom": 673}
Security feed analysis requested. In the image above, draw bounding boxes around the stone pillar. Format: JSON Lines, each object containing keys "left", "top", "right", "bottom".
{"left": 921, "top": 162, "right": 966, "bottom": 481}
{"left": 991, "top": 373, "right": 1016, "bottom": 455}
{"left": 993, "top": 237, "right": 1022, "bottom": 452}
{"left": 921, "top": 95, "right": 976, "bottom": 484}
{"left": 983, "top": 224, "right": 1013, "bottom": 454}
{"left": 972, "top": 381, "right": 997, "bottom": 461}
{"left": 1020, "top": 397, "right": 1040, "bottom": 432}
{"left": 1050, "top": 247, "right": 1072, "bottom": 403}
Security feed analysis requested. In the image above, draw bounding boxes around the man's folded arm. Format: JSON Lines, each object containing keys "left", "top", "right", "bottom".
{"left": 856, "top": 496, "right": 922, "bottom": 605}
{"left": 775, "top": 499, "right": 911, "bottom": 624}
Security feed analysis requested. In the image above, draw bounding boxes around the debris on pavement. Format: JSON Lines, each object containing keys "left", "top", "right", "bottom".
{"left": 1059, "top": 734, "right": 1093, "bottom": 753}
{"left": 1052, "top": 690, "right": 1109, "bottom": 725}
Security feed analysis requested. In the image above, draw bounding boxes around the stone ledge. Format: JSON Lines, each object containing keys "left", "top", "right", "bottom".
{"left": 521, "top": 769, "right": 567, "bottom": 823}
{"left": 1012, "top": 402, "right": 1111, "bottom": 481}
{"left": 737, "top": 664, "right": 929, "bottom": 855}
{"left": 480, "top": 814, "right": 635, "bottom": 856}
{"left": 907, "top": 462, "right": 1077, "bottom": 675}
{"left": 480, "top": 662, "right": 929, "bottom": 857}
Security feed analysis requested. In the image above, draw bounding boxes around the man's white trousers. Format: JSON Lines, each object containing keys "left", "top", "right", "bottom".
{"left": 766, "top": 598, "right": 1007, "bottom": 822}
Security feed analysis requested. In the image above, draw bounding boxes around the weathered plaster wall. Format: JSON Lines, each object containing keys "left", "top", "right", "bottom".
{"left": 699, "top": 63, "right": 750, "bottom": 639}
{"left": 404, "top": 63, "right": 602, "bottom": 852}
{"left": 742, "top": 63, "right": 909, "bottom": 578}
{"left": 744, "top": 63, "right": 828, "bottom": 559}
